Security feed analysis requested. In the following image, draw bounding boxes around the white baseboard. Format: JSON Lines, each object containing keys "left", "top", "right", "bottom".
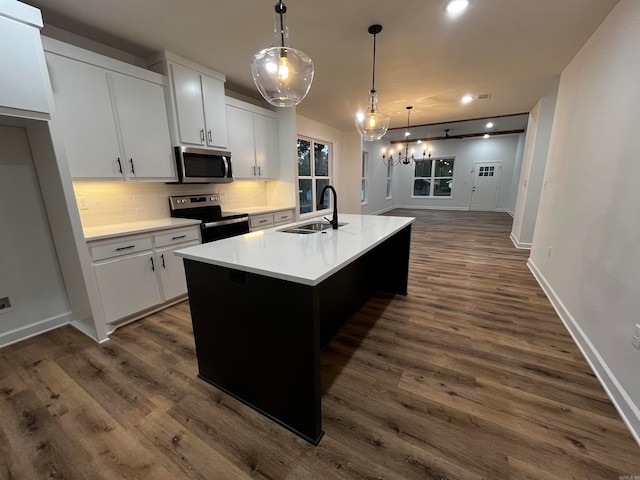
{"left": 527, "top": 259, "right": 640, "bottom": 447}
{"left": 0, "top": 311, "right": 73, "bottom": 349}
{"left": 496, "top": 207, "right": 515, "bottom": 217}
{"left": 510, "top": 232, "right": 532, "bottom": 250}
{"left": 394, "top": 205, "right": 469, "bottom": 211}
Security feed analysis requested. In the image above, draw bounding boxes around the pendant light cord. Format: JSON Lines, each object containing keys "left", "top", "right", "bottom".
{"left": 276, "top": 0, "right": 286, "bottom": 47}
{"left": 371, "top": 32, "right": 377, "bottom": 95}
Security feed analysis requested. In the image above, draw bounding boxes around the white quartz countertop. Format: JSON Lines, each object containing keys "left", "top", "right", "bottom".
{"left": 84, "top": 218, "right": 201, "bottom": 242}
{"left": 175, "top": 213, "right": 414, "bottom": 286}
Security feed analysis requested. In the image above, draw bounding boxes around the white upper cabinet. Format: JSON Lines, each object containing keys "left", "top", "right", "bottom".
{"left": 0, "top": 2, "right": 50, "bottom": 117}
{"left": 201, "top": 74, "right": 229, "bottom": 149}
{"left": 46, "top": 53, "right": 122, "bottom": 178}
{"left": 170, "top": 62, "right": 229, "bottom": 149}
{"left": 226, "top": 98, "right": 279, "bottom": 180}
{"left": 44, "top": 38, "right": 175, "bottom": 181}
{"left": 226, "top": 105, "right": 256, "bottom": 178}
{"left": 110, "top": 72, "right": 173, "bottom": 179}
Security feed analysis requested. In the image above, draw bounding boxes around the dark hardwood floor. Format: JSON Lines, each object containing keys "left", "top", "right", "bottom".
{"left": 1, "top": 209, "right": 638, "bottom": 479}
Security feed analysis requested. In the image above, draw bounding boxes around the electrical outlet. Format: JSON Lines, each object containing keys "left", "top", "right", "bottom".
{"left": 632, "top": 324, "right": 640, "bottom": 350}
{"left": 547, "top": 246, "right": 552, "bottom": 258}
{"left": 0, "top": 296, "right": 11, "bottom": 311}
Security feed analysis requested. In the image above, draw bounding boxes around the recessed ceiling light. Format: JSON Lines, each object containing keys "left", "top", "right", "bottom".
{"left": 446, "top": 0, "right": 469, "bottom": 14}
{"left": 486, "top": 122, "right": 494, "bottom": 128}
{"left": 461, "top": 94, "right": 474, "bottom": 104}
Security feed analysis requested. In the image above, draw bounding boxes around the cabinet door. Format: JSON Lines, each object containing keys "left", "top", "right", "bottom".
{"left": 93, "top": 252, "right": 162, "bottom": 323}
{"left": 171, "top": 63, "right": 206, "bottom": 146}
{"left": 226, "top": 105, "right": 256, "bottom": 178}
{"left": 0, "top": 16, "right": 50, "bottom": 114}
{"left": 157, "top": 242, "right": 198, "bottom": 300}
{"left": 46, "top": 53, "right": 122, "bottom": 178}
{"left": 201, "top": 75, "right": 229, "bottom": 149}
{"left": 253, "top": 114, "right": 279, "bottom": 179}
{"left": 110, "top": 72, "right": 174, "bottom": 180}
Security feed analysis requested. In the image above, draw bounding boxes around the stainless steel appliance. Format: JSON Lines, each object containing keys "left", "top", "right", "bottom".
{"left": 174, "top": 147, "right": 233, "bottom": 183}
{"left": 169, "top": 194, "right": 249, "bottom": 242}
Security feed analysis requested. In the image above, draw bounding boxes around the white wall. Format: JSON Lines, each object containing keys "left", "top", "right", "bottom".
{"left": 296, "top": 115, "right": 362, "bottom": 215}
{"left": 528, "top": 0, "right": 640, "bottom": 443}
{"left": 363, "top": 134, "right": 522, "bottom": 214}
{"left": 511, "top": 96, "right": 556, "bottom": 248}
{"left": 506, "top": 133, "right": 526, "bottom": 217}
{"left": 0, "top": 123, "right": 72, "bottom": 345}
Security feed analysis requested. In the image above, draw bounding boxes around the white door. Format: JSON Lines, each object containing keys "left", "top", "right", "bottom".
{"left": 171, "top": 63, "right": 206, "bottom": 146}
{"left": 470, "top": 161, "right": 501, "bottom": 210}
{"left": 226, "top": 105, "right": 256, "bottom": 178}
{"left": 110, "top": 72, "right": 174, "bottom": 179}
{"left": 46, "top": 53, "right": 122, "bottom": 178}
{"left": 156, "top": 242, "right": 198, "bottom": 301}
{"left": 93, "top": 252, "right": 162, "bottom": 323}
{"left": 201, "top": 74, "right": 229, "bottom": 149}
{"left": 253, "top": 113, "right": 278, "bottom": 179}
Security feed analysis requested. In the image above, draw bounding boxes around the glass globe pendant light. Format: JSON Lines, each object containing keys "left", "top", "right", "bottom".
{"left": 356, "top": 24, "right": 390, "bottom": 141}
{"left": 251, "top": 0, "right": 314, "bottom": 107}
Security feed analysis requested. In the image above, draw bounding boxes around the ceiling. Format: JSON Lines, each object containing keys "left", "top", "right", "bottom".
{"left": 25, "top": 0, "right": 618, "bottom": 133}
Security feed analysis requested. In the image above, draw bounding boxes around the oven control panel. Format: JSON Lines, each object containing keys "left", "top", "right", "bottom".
{"left": 169, "top": 194, "right": 221, "bottom": 210}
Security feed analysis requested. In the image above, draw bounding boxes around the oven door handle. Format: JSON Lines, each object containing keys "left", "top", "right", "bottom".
{"left": 202, "top": 217, "right": 249, "bottom": 229}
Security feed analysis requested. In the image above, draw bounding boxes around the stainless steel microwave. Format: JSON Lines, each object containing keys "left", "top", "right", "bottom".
{"left": 174, "top": 146, "right": 233, "bottom": 183}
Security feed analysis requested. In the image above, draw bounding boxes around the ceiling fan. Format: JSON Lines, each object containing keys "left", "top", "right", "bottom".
{"left": 442, "top": 129, "right": 463, "bottom": 140}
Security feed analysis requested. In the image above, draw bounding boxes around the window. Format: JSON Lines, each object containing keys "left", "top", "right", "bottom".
{"left": 386, "top": 163, "right": 393, "bottom": 199}
{"left": 298, "top": 137, "right": 331, "bottom": 214}
{"left": 413, "top": 158, "right": 455, "bottom": 197}
{"left": 478, "top": 165, "right": 495, "bottom": 177}
{"left": 361, "top": 152, "right": 368, "bottom": 204}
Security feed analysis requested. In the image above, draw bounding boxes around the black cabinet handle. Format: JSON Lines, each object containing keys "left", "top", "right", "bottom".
{"left": 116, "top": 158, "right": 123, "bottom": 174}
{"left": 207, "top": 130, "right": 212, "bottom": 143}
{"left": 150, "top": 257, "right": 155, "bottom": 272}
{"left": 129, "top": 158, "right": 135, "bottom": 174}
{"left": 200, "top": 129, "right": 205, "bottom": 143}
{"left": 161, "top": 254, "right": 166, "bottom": 269}
{"left": 171, "top": 235, "right": 187, "bottom": 240}
{"left": 115, "top": 245, "right": 135, "bottom": 251}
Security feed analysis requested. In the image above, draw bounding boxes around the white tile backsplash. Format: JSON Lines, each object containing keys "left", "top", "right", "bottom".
{"left": 73, "top": 181, "right": 271, "bottom": 228}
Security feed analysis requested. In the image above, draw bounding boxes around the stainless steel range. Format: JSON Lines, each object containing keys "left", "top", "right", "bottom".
{"left": 169, "top": 194, "right": 249, "bottom": 243}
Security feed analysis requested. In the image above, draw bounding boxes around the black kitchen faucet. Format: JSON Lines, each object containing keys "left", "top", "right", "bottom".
{"left": 318, "top": 185, "right": 339, "bottom": 229}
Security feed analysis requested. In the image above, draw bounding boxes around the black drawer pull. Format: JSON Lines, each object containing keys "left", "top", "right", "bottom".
{"left": 172, "top": 235, "right": 187, "bottom": 240}
{"left": 115, "top": 245, "right": 135, "bottom": 251}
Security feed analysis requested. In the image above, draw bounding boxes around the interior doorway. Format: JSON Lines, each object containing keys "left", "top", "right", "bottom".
{"left": 470, "top": 161, "right": 501, "bottom": 210}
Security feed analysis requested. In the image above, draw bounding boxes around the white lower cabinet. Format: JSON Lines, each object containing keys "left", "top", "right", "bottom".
{"left": 88, "top": 225, "right": 200, "bottom": 326}
{"left": 249, "top": 209, "right": 295, "bottom": 231}
{"left": 156, "top": 243, "right": 196, "bottom": 301}
{"left": 93, "top": 251, "right": 163, "bottom": 324}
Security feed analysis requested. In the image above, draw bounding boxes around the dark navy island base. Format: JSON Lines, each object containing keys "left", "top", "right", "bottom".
{"left": 183, "top": 224, "right": 411, "bottom": 444}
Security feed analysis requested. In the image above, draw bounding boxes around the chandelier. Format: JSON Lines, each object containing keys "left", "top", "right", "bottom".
{"left": 382, "top": 107, "right": 416, "bottom": 166}
{"left": 251, "top": 0, "right": 314, "bottom": 107}
{"left": 355, "top": 25, "right": 390, "bottom": 141}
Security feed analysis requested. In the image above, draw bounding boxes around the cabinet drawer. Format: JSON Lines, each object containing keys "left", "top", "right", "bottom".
{"left": 250, "top": 213, "right": 274, "bottom": 229}
{"left": 154, "top": 227, "right": 200, "bottom": 248}
{"left": 274, "top": 210, "right": 294, "bottom": 224}
{"left": 90, "top": 236, "right": 153, "bottom": 261}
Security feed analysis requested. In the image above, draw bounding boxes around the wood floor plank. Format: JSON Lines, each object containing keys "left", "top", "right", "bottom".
{"left": 0, "top": 209, "right": 638, "bottom": 478}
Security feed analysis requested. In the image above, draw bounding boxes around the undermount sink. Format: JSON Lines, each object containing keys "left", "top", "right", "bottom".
{"left": 279, "top": 221, "right": 347, "bottom": 234}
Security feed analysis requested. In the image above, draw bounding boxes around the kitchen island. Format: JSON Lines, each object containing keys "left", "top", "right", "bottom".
{"left": 175, "top": 213, "right": 414, "bottom": 444}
